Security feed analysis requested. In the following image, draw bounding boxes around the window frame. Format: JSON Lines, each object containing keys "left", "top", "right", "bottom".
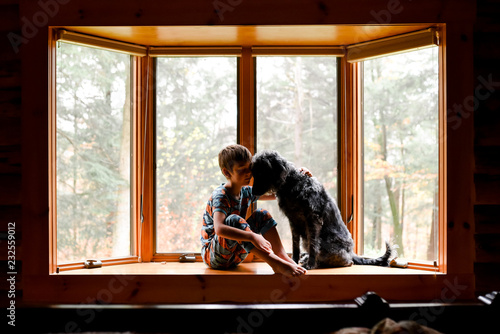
{"left": 45, "top": 27, "right": 458, "bottom": 303}
{"left": 150, "top": 48, "right": 344, "bottom": 260}
{"left": 47, "top": 26, "right": 448, "bottom": 279}
{"left": 50, "top": 33, "right": 143, "bottom": 271}
{"left": 151, "top": 54, "right": 241, "bottom": 258}
{"left": 349, "top": 44, "right": 446, "bottom": 272}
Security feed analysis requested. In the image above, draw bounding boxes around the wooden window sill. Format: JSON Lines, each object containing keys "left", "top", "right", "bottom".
{"left": 36, "top": 262, "right": 467, "bottom": 304}
{"left": 56, "top": 262, "right": 440, "bottom": 275}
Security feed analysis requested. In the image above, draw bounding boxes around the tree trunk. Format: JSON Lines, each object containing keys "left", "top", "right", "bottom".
{"left": 293, "top": 58, "right": 303, "bottom": 167}
{"left": 113, "top": 71, "right": 131, "bottom": 257}
{"left": 375, "top": 184, "right": 382, "bottom": 250}
{"left": 72, "top": 95, "right": 80, "bottom": 258}
{"left": 427, "top": 181, "right": 439, "bottom": 261}
{"left": 399, "top": 138, "right": 406, "bottom": 255}
{"left": 384, "top": 175, "right": 403, "bottom": 254}
{"left": 380, "top": 117, "right": 403, "bottom": 255}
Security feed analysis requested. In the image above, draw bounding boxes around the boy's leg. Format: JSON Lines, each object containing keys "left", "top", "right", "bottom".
{"left": 246, "top": 209, "right": 306, "bottom": 276}
{"left": 203, "top": 214, "right": 251, "bottom": 269}
{"left": 261, "top": 225, "right": 296, "bottom": 265}
{"left": 251, "top": 243, "right": 307, "bottom": 277}
{"left": 246, "top": 209, "right": 291, "bottom": 262}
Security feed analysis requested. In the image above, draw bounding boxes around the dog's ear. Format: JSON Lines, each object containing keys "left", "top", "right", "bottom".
{"left": 269, "top": 151, "right": 290, "bottom": 185}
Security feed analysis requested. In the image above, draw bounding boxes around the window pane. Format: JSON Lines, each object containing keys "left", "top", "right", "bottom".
{"left": 361, "top": 47, "right": 439, "bottom": 262}
{"left": 56, "top": 43, "right": 132, "bottom": 263}
{"left": 256, "top": 56, "right": 339, "bottom": 252}
{"left": 155, "top": 57, "right": 237, "bottom": 253}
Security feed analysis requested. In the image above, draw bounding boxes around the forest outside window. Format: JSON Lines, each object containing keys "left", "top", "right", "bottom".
{"left": 155, "top": 55, "right": 338, "bottom": 254}
{"left": 55, "top": 41, "right": 133, "bottom": 263}
{"left": 256, "top": 56, "right": 338, "bottom": 251}
{"left": 359, "top": 47, "right": 440, "bottom": 265}
{"left": 155, "top": 57, "right": 238, "bottom": 253}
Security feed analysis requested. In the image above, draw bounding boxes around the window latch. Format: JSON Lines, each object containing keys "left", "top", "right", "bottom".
{"left": 179, "top": 254, "right": 196, "bottom": 262}
{"left": 389, "top": 257, "right": 408, "bottom": 268}
{"left": 84, "top": 259, "right": 102, "bottom": 269}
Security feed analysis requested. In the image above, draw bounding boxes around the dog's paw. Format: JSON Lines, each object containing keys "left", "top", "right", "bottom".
{"left": 299, "top": 253, "right": 318, "bottom": 269}
{"left": 302, "top": 262, "right": 318, "bottom": 270}
{"left": 298, "top": 253, "right": 309, "bottom": 266}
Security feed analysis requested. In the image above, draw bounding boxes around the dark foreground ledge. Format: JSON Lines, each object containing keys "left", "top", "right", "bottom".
{"left": 14, "top": 301, "right": 498, "bottom": 333}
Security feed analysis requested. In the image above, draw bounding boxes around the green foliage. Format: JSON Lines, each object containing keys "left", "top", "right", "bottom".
{"left": 155, "top": 57, "right": 237, "bottom": 252}
{"left": 156, "top": 56, "right": 339, "bottom": 253}
{"left": 56, "top": 45, "right": 440, "bottom": 262}
{"left": 56, "top": 43, "right": 131, "bottom": 262}
{"left": 256, "top": 56, "right": 338, "bottom": 250}
{"left": 362, "top": 47, "right": 439, "bottom": 261}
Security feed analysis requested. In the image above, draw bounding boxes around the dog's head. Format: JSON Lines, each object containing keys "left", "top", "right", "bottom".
{"left": 251, "top": 150, "right": 291, "bottom": 196}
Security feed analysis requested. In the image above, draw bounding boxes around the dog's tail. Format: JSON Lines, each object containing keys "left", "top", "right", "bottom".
{"left": 352, "top": 242, "right": 393, "bottom": 266}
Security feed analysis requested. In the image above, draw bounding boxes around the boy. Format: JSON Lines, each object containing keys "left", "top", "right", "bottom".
{"left": 201, "top": 144, "right": 307, "bottom": 277}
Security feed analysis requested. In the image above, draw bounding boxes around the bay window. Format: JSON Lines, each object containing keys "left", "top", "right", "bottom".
{"left": 50, "top": 27, "right": 443, "bottom": 273}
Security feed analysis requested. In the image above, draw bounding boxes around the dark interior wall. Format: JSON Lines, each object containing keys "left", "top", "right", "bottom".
{"left": 0, "top": 0, "right": 22, "bottom": 304}
{"left": 473, "top": 0, "right": 500, "bottom": 296}
{"left": 0, "top": 0, "right": 499, "bottom": 308}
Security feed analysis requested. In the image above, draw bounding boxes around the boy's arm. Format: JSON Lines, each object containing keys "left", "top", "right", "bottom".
{"left": 213, "top": 211, "right": 272, "bottom": 254}
{"left": 258, "top": 193, "right": 276, "bottom": 201}
{"left": 299, "top": 167, "right": 312, "bottom": 177}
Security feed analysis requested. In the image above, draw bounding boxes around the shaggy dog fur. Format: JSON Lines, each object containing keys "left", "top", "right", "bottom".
{"left": 251, "top": 150, "right": 393, "bottom": 269}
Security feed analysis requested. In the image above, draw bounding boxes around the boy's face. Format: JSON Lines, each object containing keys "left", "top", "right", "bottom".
{"left": 225, "top": 161, "right": 252, "bottom": 186}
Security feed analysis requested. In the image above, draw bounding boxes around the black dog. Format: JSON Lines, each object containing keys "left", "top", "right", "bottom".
{"left": 251, "top": 150, "right": 392, "bottom": 269}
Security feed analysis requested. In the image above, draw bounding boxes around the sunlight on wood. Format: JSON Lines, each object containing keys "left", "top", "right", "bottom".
{"left": 59, "top": 262, "right": 436, "bottom": 275}
{"left": 59, "top": 25, "right": 433, "bottom": 47}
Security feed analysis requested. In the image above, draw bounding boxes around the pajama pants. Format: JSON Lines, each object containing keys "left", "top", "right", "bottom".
{"left": 202, "top": 209, "right": 277, "bottom": 269}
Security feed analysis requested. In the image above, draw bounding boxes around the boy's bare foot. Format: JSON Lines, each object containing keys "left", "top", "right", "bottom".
{"left": 259, "top": 226, "right": 303, "bottom": 271}
{"left": 252, "top": 248, "right": 307, "bottom": 278}
{"left": 270, "top": 257, "right": 307, "bottom": 277}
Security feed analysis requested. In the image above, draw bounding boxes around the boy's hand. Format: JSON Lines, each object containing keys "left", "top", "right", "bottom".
{"left": 251, "top": 233, "right": 273, "bottom": 254}
{"left": 299, "top": 167, "right": 312, "bottom": 177}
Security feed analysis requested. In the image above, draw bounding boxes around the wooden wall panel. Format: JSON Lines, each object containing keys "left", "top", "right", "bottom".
{"left": 444, "top": 21, "right": 476, "bottom": 277}
{"left": 473, "top": 0, "right": 500, "bottom": 297}
{"left": 474, "top": 205, "right": 500, "bottom": 234}
{"left": 0, "top": 0, "right": 22, "bottom": 308}
{"left": 475, "top": 262, "right": 500, "bottom": 296}
{"left": 475, "top": 103, "right": 500, "bottom": 147}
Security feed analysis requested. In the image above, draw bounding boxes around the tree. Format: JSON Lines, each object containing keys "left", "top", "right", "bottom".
{"left": 363, "top": 47, "right": 439, "bottom": 260}
{"left": 56, "top": 43, "right": 131, "bottom": 262}
{"left": 155, "top": 57, "right": 237, "bottom": 252}
{"left": 256, "top": 56, "right": 338, "bottom": 250}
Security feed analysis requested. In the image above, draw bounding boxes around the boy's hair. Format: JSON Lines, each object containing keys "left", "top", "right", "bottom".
{"left": 218, "top": 144, "right": 252, "bottom": 173}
